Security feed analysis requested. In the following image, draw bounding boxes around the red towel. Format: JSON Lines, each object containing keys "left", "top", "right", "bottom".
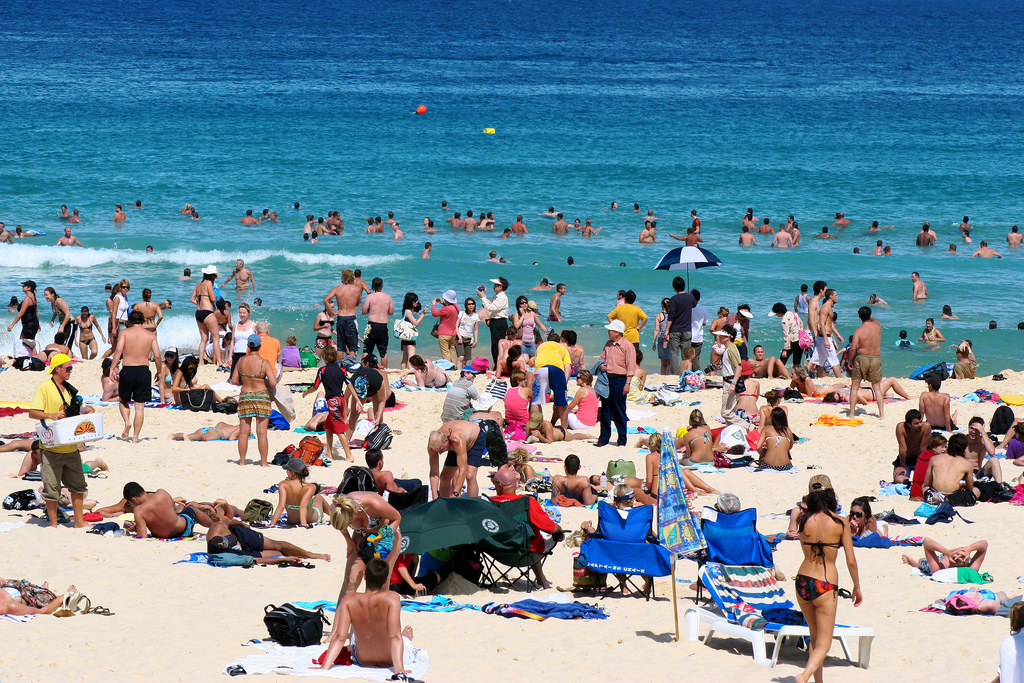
{"left": 0, "top": 408, "right": 29, "bottom": 418}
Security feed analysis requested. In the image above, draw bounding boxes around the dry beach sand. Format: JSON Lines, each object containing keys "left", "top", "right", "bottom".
{"left": 1, "top": 360, "right": 1022, "bottom": 682}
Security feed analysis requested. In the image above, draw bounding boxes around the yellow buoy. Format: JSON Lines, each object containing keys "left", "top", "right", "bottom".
{"left": 483, "top": 128, "right": 495, "bottom": 134}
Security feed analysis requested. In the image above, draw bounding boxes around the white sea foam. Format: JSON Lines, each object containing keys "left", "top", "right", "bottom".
{"left": 0, "top": 245, "right": 408, "bottom": 270}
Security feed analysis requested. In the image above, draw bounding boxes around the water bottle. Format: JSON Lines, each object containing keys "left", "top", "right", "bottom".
{"left": 600, "top": 473, "right": 608, "bottom": 490}
{"left": 542, "top": 468, "right": 551, "bottom": 483}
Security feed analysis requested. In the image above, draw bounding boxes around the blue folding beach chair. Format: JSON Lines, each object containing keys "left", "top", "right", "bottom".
{"left": 578, "top": 502, "right": 672, "bottom": 600}
{"left": 701, "top": 506, "right": 774, "bottom": 568}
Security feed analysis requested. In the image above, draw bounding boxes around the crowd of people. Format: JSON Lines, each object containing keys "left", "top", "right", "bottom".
{"left": 4, "top": 201, "right": 1024, "bottom": 681}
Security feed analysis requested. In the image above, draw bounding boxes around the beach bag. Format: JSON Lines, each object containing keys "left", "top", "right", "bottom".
{"left": 991, "top": 405, "right": 1015, "bottom": 435}
{"left": 13, "top": 356, "right": 45, "bottom": 372}
{"left": 919, "top": 362, "right": 949, "bottom": 383}
{"left": 797, "top": 329, "right": 813, "bottom": 350}
{"left": 475, "top": 418, "right": 507, "bottom": 466}
{"left": 268, "top": 410, "right": 290, "bottom": 431}
{"left": 296, "top": 436, "right": 327, "bottom": 467}
{"left": 182, "top": 389, "right": 214, "bottom": 412}
{"left": 3, "top": 489, "right": 40, "bottom": 511}
{"left": 242, "top": 498, "right": 274, "bottom": 523}
{"left": 209, "top": 552, "right": 255, "bottom": 568}
{"left": 350, "top": 418, "right": 374, "bottom": 446}
{"left": 393, "top": 320, "right": 418, "bottom": 341}
{"left": 212, "top": 400, "right": 238, "bottom": 414}
{"left": 605, "top": 459, "right": 636, "bottom": 480}
{"left": 945, "top": 490, "right": 977, "bottom": 508}
{"left": 484, "top": 379, "right": 508, "bottom": 400}
{"left": 366, "top": 424, "right": 394, "bottom": 451}
{"left": 681, "top": 370, "right": 706, "bottom": 392}
{"left": 572, "top": 553, "right": 607, "bottom": 589}
{"left": 655, "top": 388, "right": 682, "bottom": 405}
{"left": 338, "top": 466, "right": 377, "bottom": 494}
{"left": 430, "top": 322, "right": 440, "bottom": 339}
{"left": 263, "top": 603, "right": 330, "bottom": 647}
{"left": 592, "top": 361, "right": 610, "bottom": 399}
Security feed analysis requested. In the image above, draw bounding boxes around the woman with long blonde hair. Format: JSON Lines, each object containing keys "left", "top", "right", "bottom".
{"left": 329, "top": 493, "right": 402, "bottom": 601}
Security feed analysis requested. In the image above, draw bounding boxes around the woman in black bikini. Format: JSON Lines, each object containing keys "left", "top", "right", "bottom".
{"left": 75, "top": 306, "right": 105, "bottom": 360}
{"left": 6, "top": 280, "right": 39, "bottom": 351}
{"left": 794, "top": 475, "right": 863, "bottom": 683}
{"left": 190, "top": 266, "right": 222, "bottom": 367}
{"left": 754, "top": 407, "right": 795, "bottom": 471}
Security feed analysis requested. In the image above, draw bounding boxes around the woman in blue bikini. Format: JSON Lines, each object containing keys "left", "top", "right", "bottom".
{"left": 794, "top": 474, "right": 863, "bottom": 683}
{"left": 269, "top": 458, "right": 330, "bottom": 527}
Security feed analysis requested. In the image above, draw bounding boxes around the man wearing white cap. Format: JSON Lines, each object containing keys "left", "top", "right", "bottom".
{"left": 431, "top": 289, "right": 460, "bottom": 363}
{"left": 478, "top": 277, "right": 509, "bottom": 367}
{"left": 28, "top": 353, "right": 90, "bottom": 527}
{"left": 596, "top": 320, "right": 635, "bottom": 447}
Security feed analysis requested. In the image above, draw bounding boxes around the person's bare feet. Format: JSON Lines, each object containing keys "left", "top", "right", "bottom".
{"left": 402, "top": 626, "right": 414, "bottom": 639}
{"left": 121, "top": 427, "right": 130, "bottom": 440}
{"left": 901, "top": 554, "right": 917, "bottom": 568}
{"left": 315, "top": 553, "right": 332, "bottom": 562}
{"left": 238, "top": 458, "right": 247, "bottom": 466}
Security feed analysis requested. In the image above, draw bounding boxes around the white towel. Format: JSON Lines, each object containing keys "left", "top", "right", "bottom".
{"left": 0, "top": 522, "right": 26, "bottom": 533}
{"left": 0, "top": 614, "right": 36, "bottom": 623}
{"left": 223, "top": 639, "right": 428, "bottom": 679}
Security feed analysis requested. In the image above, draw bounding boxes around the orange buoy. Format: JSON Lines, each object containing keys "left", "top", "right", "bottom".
{"left": 416, "top": 105, "right": 427, "bottom": 115}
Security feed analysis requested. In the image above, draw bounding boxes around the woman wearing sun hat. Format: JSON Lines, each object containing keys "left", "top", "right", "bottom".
{"left": 191, "top": 265, "right": 221, "bottom": 367}
{"left": 430, "top": 289, "right": 460, "bottom": 363}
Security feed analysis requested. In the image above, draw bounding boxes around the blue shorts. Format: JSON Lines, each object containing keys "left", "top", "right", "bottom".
{"left": 532, "top": 365, "right": 568, "bottom": 407}
{"left": 336, "top": 315, "right": 359, "bottom": 353}
{"left": 444, "top": 427, "right": 486, "bottom": 469}
{"left": 178, "top": 507, "right": 198, "bottom": 537}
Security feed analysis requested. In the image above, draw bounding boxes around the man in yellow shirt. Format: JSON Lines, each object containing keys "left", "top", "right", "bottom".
{"left": 533, "top": 332, "right": 573, "bottom": 430}
{"left": 607, "top": 290, "right": 648, "bottom": 351}
{"left": 28, "top": 353, "right": 90, "bottom": 528}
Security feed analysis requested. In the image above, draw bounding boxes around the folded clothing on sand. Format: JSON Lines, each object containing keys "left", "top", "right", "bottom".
{"left": 482, "top": 598, "right": 607, "bottom": 621}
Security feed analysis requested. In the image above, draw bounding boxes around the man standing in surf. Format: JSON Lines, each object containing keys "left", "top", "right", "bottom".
{"left": 323, "top": 269, "right": 364, "bottom": 357}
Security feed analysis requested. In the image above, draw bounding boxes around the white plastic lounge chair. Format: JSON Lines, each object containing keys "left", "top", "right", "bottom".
{"left": 684, "top": 562, "right": 874, "bottom": 668}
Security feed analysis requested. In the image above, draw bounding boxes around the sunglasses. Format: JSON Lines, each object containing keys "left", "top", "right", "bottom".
{"left": 849, "top": 511, "right": 864, "bottom": 518}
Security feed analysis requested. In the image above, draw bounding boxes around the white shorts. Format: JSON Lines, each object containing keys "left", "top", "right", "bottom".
{"left": 567, "top": 412, "right": 596, "bottom": 430}
{"left": 810, "top": 335, "right": 839, "bottom": 370}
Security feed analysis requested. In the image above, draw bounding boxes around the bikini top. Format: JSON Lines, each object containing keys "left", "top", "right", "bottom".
{"left": 802, "top": 539, "right": 842, "bottom": 560}
{"left": 353, "top": 498, "right": 382, "bottom": 536}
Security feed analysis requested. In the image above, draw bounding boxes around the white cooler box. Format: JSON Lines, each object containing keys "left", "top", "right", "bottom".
{"left": 35, "top": 415, "right": 105, "bottom": 449}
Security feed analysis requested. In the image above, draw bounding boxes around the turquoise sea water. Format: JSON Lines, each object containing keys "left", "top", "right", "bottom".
{"left": 1, "top": 0, "right": 1023, "bottom": 376}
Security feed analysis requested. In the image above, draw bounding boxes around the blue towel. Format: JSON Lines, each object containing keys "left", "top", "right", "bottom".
{"left": 400, "top": 595, "right": 480, "bottom": 612}
{"left": 293, "top": 600, "right": 337, "bottom": 612}
{"left": 483, "top": 599, "right": 607, "bottom": 620}
{"left": 852, "top": 534, "right": 894, "bottom": 549}
{"left": 176, "top": 552, "right": 212, "bottom": 565}
{"left": 627, "top": 426, "right": 657, "bottom": 434}
{"left": 879, "top": 483, "right": 910, "bottom": 497}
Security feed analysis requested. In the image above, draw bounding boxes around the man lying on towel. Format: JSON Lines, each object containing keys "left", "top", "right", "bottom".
{"left": 123, "top": 482, "right": 218, "bottom": 539}
{"left": 317, "top": 557, "right": 414, "bottom": 675}
{"left": 206, "top": 520, "right": 331, "bottom": 565}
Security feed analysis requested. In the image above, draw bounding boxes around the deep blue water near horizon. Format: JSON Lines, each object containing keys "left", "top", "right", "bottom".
{"left": 1, "top": 0, "right": 1023, "bottom": 376}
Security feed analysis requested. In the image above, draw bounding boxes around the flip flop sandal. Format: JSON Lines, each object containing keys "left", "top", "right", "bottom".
{"left": 83, "top": 605, "right": 114, "bottom": 616}
{"left": 75, "top": 595, "right": 91, "bottom": 614}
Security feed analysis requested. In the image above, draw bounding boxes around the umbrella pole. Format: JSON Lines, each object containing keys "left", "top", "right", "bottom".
{"left": 671, "top": 557, "right": 679, "bottom": 641}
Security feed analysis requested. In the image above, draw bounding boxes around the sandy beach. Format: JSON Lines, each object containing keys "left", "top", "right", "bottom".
{"left": 1, "top": 360, "right": 1021, "bottom": 682}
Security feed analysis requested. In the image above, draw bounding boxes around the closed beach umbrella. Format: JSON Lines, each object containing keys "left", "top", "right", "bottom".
{"left": 653, "top": 246, "right": 723, "bottom": 288}
{"left": 398, "top": 496, "right": 520, "bottom": 555}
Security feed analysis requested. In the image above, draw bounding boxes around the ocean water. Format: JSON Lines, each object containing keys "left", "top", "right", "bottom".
{"left": 1, "top": 0, "right": 1023, "bottom": 376}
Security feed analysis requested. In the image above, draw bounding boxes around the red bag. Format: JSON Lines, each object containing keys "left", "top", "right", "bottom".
{"left": 295, "top": 436, "right": 327, "bottom": 467}
{"left": 312, "top": 646, "right": 353, "bottom": 666}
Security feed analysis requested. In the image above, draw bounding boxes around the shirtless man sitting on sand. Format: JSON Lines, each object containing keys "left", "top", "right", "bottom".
{"left": 923, "top": 432, "right": 975, "bottom": 499}
{"left": 316, "top": 558, "right": 414, "bottom": 675}
{"left": 965, "top": 416, "right": 1001, "bottom": 484}
{"left": 894, "top": 409, "right": 931, "bottom": 484}
{"left": 918, "top": 375, "right": 956, "bottom": 431}
{"left": 902, "top": 537, "right": 988, "bottom": 576}
{"left": 551, "top": 454, "right": 598, "bottom": 505}
{"left": 122, "top": 482, "right": 218, "bottom": 539}
{"left": 749, "top": 344, "right": 790, "bottom": 379}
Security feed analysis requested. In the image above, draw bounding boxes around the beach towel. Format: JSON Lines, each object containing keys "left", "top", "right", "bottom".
{"left": 747, "top": 463, "right": 799, "bottom": 474}
{"left": 399, "top": 596, "right": 481, "bottom": 613}
{"left": 176, "top": 552, "right": 214, "bottom": 565}
{"left": 879, "top": 483, "right": 910, "bottom": 496}
{"left": 0, "top": 614, "right": 36, "bottom": 623}
{"left": 0, "top": 407, "right": 30, "bottom": 417}
{"left": 482, "top": 598, "right": 607, "bottom": 621}
{"left": 626, "top": 408, "right": 656, "bottom": 421}
{"left": 0, "top": 522, "right": 26, "bottom": 533}
{"left": 223, "top": 639, "right": 428, "bottom": 679}
{"left": 913, "top": 567, "right": 994, "bottom": 584}
{"left": 812, "top": 415, "right": 864, "bottom": 427}
{"left": 626, "top": 425, "right": 658, "bottom": 434}
{"left": 553, "top": 494, "right": 583, "bottom": 507}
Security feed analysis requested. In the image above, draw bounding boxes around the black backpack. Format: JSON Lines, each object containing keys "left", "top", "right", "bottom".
{"left": 991, "top": 405, "right": 1016, "bottom": 435}
{"left": 920, "top": 362, "right": 949, "bottom": 384}
{"left": 3, "top": 489, "right": 41, "bottom": 510}
{"left": 366, "top": 424, "right": 393, "bottom": 451}
{"left": 263, "top": 603, "right": 330, "bottom": 646}
{"left": 339, "top": 465, "right": 377, "bottom": 494}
